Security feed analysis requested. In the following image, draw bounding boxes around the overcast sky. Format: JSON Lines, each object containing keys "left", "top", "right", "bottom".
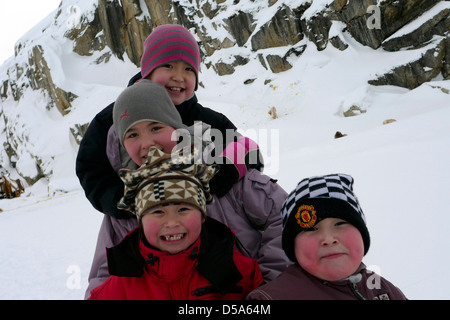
{"left": 0, "top": 0, "right": 61, "bottom": 65}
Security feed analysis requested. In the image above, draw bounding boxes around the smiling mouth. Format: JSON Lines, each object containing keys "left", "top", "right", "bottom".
{"left": 167, "top": 86, "right": 184, "bottom": 93}
{"left": 161, "top": 233, "right": 185, "bottom": 241}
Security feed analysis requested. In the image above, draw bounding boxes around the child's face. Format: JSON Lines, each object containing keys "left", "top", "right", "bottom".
{"left": 147, "top": 60, "right": 196, "bottom": 106}
{"left": 123, "top": 120, "right": 177, "bottom": 166}
{"left": 141, "top": 204, "right": 204, "bottom": 254}
{"left": 294, "top": 217, "right": 364, "bottom": 282}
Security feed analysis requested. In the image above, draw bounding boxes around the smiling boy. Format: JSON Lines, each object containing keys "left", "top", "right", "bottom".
{"left": 142, "top": 203, "right": 202, "bottom": 254}
{"left": 294, "top": 216, "right": 365, "bottom": 282}
{"left": 89, "top": 147, "right": 263, "bottom": 300}
{"left": 247, "top": 174, "right": 407, "bottom": 300}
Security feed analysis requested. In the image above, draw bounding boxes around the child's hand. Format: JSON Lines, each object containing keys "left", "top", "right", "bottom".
{"left": 209, "top": 161, "right": 240, "bottom": 197}
{"left": 209, "top": 137, "right": 264, "bottom": 197}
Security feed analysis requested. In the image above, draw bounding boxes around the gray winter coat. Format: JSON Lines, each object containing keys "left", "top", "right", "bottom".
{"left": 246, "top": 263, "right": 408, "bottom": 300}
{"left": 85, "top": 169, "right": 291, "bottom": 299}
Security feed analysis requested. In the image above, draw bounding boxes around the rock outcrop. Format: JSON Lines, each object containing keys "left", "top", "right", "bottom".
{"left": 0, "top": 0, "right": 449, "bottom": 186}
{"left": 57, "top": 0, "right": 449, "bottom": 83}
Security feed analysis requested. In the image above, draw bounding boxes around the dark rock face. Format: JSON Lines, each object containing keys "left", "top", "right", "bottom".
{"left": 58, "top": 0, "right": 447, "bottom": 81}
{"left": 0, "top": 0, "right": 448, "bottom": 184}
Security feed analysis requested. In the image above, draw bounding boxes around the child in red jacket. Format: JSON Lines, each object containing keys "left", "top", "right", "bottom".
{"left": 89, "top": 147, "right": 263, "bottom": 300}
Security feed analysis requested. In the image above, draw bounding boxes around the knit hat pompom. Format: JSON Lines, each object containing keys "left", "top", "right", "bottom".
{"left": 281, "top": 174, "right": 370, "bottom": 262}
{"left": 141, "top": 24, "right": 201, "bottom": 90}
{"left": 113, "top": 80, "right": 186, "bottom": 146}
{"left": 118, "top": 146, "right": 218, "bottom": 220}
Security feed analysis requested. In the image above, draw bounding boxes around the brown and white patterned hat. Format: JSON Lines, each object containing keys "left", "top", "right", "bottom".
{"left": 117, "top": 146, "right": 217, "bottom": 219}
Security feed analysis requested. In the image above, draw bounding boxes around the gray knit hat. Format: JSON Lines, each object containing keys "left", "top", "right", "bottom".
{"left": 281, "top": 174, "right": 370, "bottom": 262}
{"left": 113, "top": 80, "right": 186, "bottom": 146}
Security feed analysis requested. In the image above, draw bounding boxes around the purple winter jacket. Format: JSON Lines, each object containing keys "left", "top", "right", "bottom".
{"left": 246, "top": 263, "right": 408, "bottom": 300}
{"left": 85, "top": 169, "right": 291, "bottom": 299}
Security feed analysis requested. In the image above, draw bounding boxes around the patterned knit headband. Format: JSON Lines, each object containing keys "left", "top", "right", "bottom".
{"left": 117, "top": 147, "right": 217, "bottom": 219}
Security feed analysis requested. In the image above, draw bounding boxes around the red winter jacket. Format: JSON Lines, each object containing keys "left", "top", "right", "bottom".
{"left": 89, "top": 218, "right": 263, "bottom": 300}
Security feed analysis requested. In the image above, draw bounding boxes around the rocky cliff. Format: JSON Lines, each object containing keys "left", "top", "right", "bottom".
{"left": 0, "top": 0, "right": 449, "bottom": 189}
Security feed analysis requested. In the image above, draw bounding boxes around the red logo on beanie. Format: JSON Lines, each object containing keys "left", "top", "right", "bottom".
{"left": 296, "top": 205, "right": 317, "bottom": 228}
{"left": 121, "top": 109, "right": 130, "bottom": 119}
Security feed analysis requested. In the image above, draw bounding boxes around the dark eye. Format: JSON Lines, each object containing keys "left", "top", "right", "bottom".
{"left": 178, "top": 206, "right": 191, "bottom": 213}
{"left": 151, "top": 126, "right": 163, "bottom": 132}
{"left": 146, "top": 208, "right": 164, "bottom": 215}
{"left": 125, "top": 132, "right": 137, "bottom": 139}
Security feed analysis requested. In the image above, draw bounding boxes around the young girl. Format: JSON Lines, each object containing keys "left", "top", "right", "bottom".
{"left": 89, "top": 147, "right": 263, "bottom": 300}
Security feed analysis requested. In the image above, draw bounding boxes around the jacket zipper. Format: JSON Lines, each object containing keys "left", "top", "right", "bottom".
{"left": 350, "top": 282, "right": 367, "bottom": 300}
{"left": 323, "top": 278, "right": 367, "bottom": 300}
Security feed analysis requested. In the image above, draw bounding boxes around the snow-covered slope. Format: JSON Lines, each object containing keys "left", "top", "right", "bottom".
{"left": 0, "top": 0, "right": 449, "bottom": 299}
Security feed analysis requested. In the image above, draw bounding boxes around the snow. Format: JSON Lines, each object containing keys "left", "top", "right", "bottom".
{"left": 0, "top": 0, "right": 449, "bottom": 300}
{"left": 0, "top": 190, "right": 102, "bottom": 300}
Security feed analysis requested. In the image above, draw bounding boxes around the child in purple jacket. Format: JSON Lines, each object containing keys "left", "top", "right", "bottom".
{"left": 85, "top": 78, "right": 290, "bottom": 298}
{"left": 76, "top": 24, "right": 262, "bottom": 219}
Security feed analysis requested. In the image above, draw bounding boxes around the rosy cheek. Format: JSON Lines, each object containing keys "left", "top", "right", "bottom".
{"left": 341, "top": 228, "right": 365, "bottom": 258}
{"left": 142, "top": 220, "right": 161, "bottom": 244}
{"left": 294, "top": 235, "right": 319, "bottom": 269}
{"left": 124, "top": 143, "right": 139, "bottom": 161}
{"left": 185, "top": 215, "right": 201, "bottom": 228}
{"left": 183, "top": 214, "right": 203, "bottom": 238}
{"left": 165, "top": 133, "right": 178, "bottom": 151}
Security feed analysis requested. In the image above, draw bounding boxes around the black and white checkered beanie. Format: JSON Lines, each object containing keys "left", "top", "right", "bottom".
{"left": 281, "top": 174, "right": 370, "bottom": 262}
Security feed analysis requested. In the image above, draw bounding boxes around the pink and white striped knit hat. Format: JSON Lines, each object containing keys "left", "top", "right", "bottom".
{"left": 140, "top": 24, "right": 201, "bottom": 90}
